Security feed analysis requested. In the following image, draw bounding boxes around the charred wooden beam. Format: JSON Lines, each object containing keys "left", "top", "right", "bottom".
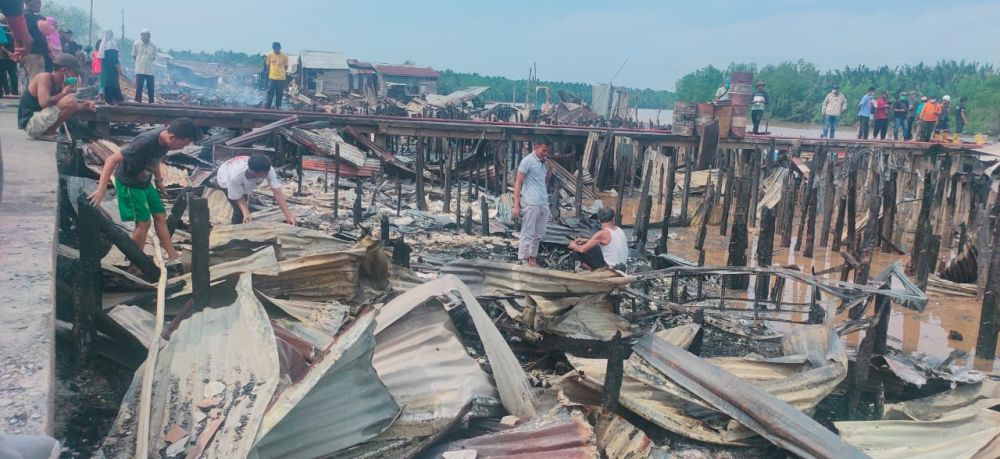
{"left": 656, "top": 149, "right": 678, "bottom": 255}
{"left": 975, "top": 198, "right": 1000, "bottom": 359}
{"left": 755, "top": 206, "right": 777, "bottom": 303}
{"left": 189, "top": 196, "right": 211, "bottom": 309}
{"left": 75, "top": 196, "right": 103, "bottom": 360}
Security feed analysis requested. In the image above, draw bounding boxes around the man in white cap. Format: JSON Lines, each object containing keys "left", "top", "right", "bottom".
{"left": 132, "top": 28, "right": 157, "bottom": 103}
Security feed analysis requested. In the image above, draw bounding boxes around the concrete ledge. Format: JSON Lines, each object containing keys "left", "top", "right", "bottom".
{"left": 0, "top": 110, "right": 58, "bottom": 435}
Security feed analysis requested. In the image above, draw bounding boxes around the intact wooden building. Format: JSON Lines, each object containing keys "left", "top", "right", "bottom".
{"left": 374, "top": 64, "right": 440, "bottom": 98}
{"left": 298, "top": 50, "right": 350, "bottom": 97}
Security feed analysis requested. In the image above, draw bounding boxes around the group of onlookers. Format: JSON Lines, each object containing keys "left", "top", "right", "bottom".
{"left": 821, "top": 85, "right": 968, "bottom": 141}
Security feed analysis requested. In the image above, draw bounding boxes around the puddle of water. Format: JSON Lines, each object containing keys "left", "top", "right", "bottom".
{"left": 633, "top": 200, "right": 1000, "bottom": 372}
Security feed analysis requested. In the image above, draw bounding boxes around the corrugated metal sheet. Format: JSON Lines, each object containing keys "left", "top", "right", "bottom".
{"left": 167, "top": 246, "right": 281, "bottom": 299}
{"left": 209, "top": 221, "right": 352, "bottom": 261}
{"left": 375, "top": 275, "right": 537, "bottom": 419}
{"left": 300, "top": 50, "right": 349, "bottom": 70}
{"left": 251, "top": 308, "right": 401, "bottom": 458}
{"left": 439, "top": 259, "right": 630, "bottom": 298}
{"left": 631, "top": 332, "right": 865, "bottom": 458}
{"left": 312, "top": 69, "right": 350, "bottom": 95}
{"left": 429, "top": 407, "right": 599, "bottom": 458}
{"left": 255, "top": 238, "right": 389, "bottom": 302}
{"left": 98, "top": 274, "right": 281, "bottom": 458}
{"left": 836, "top": 408, "right": 1000, "bottom": 459}
{"left": 591, "top": 411, "right": 654, "bottom": 459}
{"left": 259, "top": 292, "right": 351, "bottom": 337}
{"left": 337, "top": 300, "right": 499, "bottom": 457}
{"left": 106, "top": 304, "right": 157, "bottom": 348}
{"left": 374, "top": 64, "right": 440, "bottom": 78}
{"left": 528, "top": 294, "right": 630, "bottom": 341}
{"left": 883, "top": 380, "right": 1000, "bottom": 421}
{"left": 425, "top": 86, "right": 489, "bottom": 107}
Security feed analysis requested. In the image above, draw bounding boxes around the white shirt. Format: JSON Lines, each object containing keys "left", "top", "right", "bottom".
{"left": 600, "top": 226, "right": 629, "bottom": 267}
{"left": 132, "top": 40, "right": 157, "bottom": 75}
{"left": 216, "top": 156, "right": 281, "bottom": 201}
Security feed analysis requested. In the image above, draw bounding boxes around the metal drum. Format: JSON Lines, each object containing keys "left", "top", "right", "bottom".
{"left": 672, "top": 101, "right": 696, "bottom": 136}
{"left": 728, "top": 71, "right": 753, "bottom": 108}
{"left": 715, "top": 102, "right": 733, "bottom": 138}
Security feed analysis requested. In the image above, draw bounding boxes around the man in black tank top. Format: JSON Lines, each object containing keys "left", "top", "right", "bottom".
{"left": 18, "top": 53, "right": 94, "bottom": 138}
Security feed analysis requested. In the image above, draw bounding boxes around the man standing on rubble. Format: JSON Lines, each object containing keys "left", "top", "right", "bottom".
{"left": 513, "top": 137, "right": 553, "bottom": 267}
{"left": 213, "top": 154, "right": 296, "bottom": 226}
{"left": 264, "top": 41, "right": 288, "bottom": 109}
{"left": 132, "top": 29, "right": 157, "bottom": 103}
{"left": 856, "top": 86, "right": 875, "bottom": 139}
{"left": 88, "top": 118, "right": 200, "bottom": 274}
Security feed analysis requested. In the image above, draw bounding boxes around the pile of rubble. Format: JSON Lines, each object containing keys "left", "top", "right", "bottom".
{"left": 52, "top": 118, "right": 1000, "bottom": 458}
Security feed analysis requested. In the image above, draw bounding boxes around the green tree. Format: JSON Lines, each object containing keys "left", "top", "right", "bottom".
{"left": 675, "top": 65, "right": 724, "bottom": 103}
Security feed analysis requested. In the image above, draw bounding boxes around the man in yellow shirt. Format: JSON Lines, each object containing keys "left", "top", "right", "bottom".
{"left": 264, "top": 41, "right": 288, "bottom": 109}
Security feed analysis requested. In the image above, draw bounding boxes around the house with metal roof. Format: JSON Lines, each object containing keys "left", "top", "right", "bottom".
{"left": 298, "top": 50, "right": 350, "bottom": 97}
{"left": 374, "top": 64, "right": 440, "bottom": 98}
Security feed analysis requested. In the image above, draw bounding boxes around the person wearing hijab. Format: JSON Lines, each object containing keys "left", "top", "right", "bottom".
{"left": 40, "top": 16, "right": 59, "bottom": 56}
{"left": 98, "top": 30, "right": 123, "bottom": 104}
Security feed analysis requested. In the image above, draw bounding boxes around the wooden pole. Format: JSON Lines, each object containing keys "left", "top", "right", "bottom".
{"left": 803, "top": 147, "right": 826, "bottom": 257}
{"left": 695, "top": 176, "right": 715, "bottom": 252}
{"left": 719, "top": 150, "right": 735, "bottom": 235}
{"left": 480, "top": 195, "right": 489, "bottom": 236}
{"left": 333, "top": 142, "right": 341, "bottom": 219}
{"left": 832, "top": 196, "right": 846, "bottom": 251}
{"left": 380, "top": 214, "right": 390, "bottom": 244}
{"left": 881, "top": 170, "right": 898, "bottom": 253}
{"left": 656, "top": 149, "right": 677, "bottom": 255}
{"left": 443, "top": 146, "right": 452, "bottom": 214}
{"left": 975, "top": 198, "right": 1000, "bottom": 359}
{"left": 755, "top": 206, "right": 777, "bottom": 303}
{"left": 353, "top": 181, "right": 363, "bottom": 225}
{"left": 574, "top": 156, "right": 584, "bottom": 219}
{"left": 601, "top": 331, "right": 627, "bottom": 412}
{"left": 781, "top": 172, "right": 801, "bottom": 248}
{"left": 464, "top": 206, "right": 474, "bottom": 235}
{"left": 749, "top": 149, "right": 762, "bottom": 227}
{"left": 819, "top": 153, "right": 837, "bottom": 247}
{"left": 415, "top": 137, "right": 426, "bottom": 210}
{"left": 680, "top": 147, "right": 694, "bottom": 224}
{"left": 189, "top": 196, "right": 211, "bottom": 309}
{"left": 726, "top": 150, "right": 752, "bottom": 290}
{"left": 75, "top": 197, "right": 102, "bottom": 360}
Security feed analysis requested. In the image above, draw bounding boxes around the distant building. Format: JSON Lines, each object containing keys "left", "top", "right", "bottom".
{"left": 374, "top": 64, "right": 440, "bottom": 98}
{"left": 298, "top": 50, "right": 349, "bottom": 97}
{"left": 347, "top": 59, "right": 378, "bottom": 94}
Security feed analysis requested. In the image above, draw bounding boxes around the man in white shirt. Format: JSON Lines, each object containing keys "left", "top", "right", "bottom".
{"left": 132, "top": 28, "right": 157, "bottom": 103}
{"left": 214, "top": 154, "right": 296, "bottom": 225}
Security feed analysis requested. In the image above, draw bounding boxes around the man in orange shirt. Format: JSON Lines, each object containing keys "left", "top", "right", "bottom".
{"left": 917, "top": 97, "right": 941, "bottom": 142}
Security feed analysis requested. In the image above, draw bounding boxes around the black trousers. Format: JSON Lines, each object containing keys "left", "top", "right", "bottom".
{"left": 0, "top": 60, "right": 17, "bottom": 95}
{"left": 265, "top": 79, "right": 285, "bottom": 109}
{"left": 857, "top": 116, "right": 870, "bottom": 139}
{"left": 751, "top": 110, "right": 763, "bottom": 133}
{"left": 223, "top": 190, "right": 245, "bottom": 224}
{"left": 873, "top": 119, "right": 888, "bottom": 140}
{"left": 135, "top": 74, "right": 154, "bottom": 103}
{"left": 572, "top": 245, "right": 607, "bottom": 269}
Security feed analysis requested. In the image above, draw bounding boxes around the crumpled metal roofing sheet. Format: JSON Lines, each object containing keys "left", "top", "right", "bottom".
{"left": 429, "top": 408, "right": 599, "bottom": 458}
{"left": 210, "top": 220, "right": 352, "bottom": 261}
{"left": 836, "top": 407, "right": 1000, "bottom": 459}
{"left": 336, "top": 299, "right": 499, "bottom": 457}
{"left": 97, "top": 274, "right": 280, "bottom": 458}
{"left": 251, "top": 308, "right": 401, "bottom": 458}
{"left": 632, "top": 332, "right": 866, "bottom": 458}
{"left": 440, "top": 259, "right": 629, "bottom": 298}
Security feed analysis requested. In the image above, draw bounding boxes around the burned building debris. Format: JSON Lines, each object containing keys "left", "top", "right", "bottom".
{"left": 39, "top": 67, "right": 1000, "bottom": 459}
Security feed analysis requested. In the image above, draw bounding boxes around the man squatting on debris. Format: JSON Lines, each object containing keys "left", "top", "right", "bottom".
{"left": 212, "top": 154, "right": 296, "bottom": 225}
{"left": 567, "top": 207, "right": 629, "bottom": 271}
{"left": 512, "top": 137, "right": 552, "bottom": 267}
{"left": 17, "top": 53, "right": 93, "bottom": 138}
{"left": 89, "top": 118, "right": 200, "bottom": 273}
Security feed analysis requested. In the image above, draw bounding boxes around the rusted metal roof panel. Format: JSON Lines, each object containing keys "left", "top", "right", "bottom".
{"left": 251, "top": 308, "right": 401, "bottom": 458}
{"left": 374, "top": 64, "right": 439, "bottom": 78}
{"left": 440, "top": 259, "right": 629, "bottom": 297}
{"left": 836, "top": 407, "right": 1000, "bottom": 459}
{"left": 429, "top": 408, "right": 599, "bottom": 458}
{"left": 98, "top": 274, "right": 281, "bottom": 458}
{"left": 631, "top": 332, "right": 866, "bottom": 458}
{"left": 209, "top": 220, "right": 353, "bottom": 261}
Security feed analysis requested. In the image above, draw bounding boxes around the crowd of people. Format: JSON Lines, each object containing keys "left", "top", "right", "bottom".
{"left": 820, "top": 86, "right": 969, "bottom": 141}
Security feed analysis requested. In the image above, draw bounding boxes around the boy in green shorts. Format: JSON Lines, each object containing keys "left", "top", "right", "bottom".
{"left": 89, "top": 118, "right": 199, "bottom": 274}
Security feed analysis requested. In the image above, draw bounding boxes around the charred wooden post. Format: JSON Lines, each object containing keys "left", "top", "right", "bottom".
{"left": 848, "top": 303, "right": 877, "bottom": 419}
{"left": 165, "top": 191, "right": 188, "bottom": 236}
{"left": 464, "top": 206, "right": 474, "bottom": 235}
{"left": 480, "top": 195, "right": 489, "bottom": 236}
{"left": 443, "top": 148, "right": 452, "bottom": 214}
{"left": 749, "top": 149, "right": 762, "bottom": 228}
{"left": 656, "top": 149, "right": 677, "bottom": 255}
{"left": 720, "top": 150, "right": 735, "bottom": 236}
{"left": 695, "top": 178, "right": 715, "bottom": 252}
{"left": 634, "top": 157, "right": 654, "bottom": 253}
{"left": 669, "top": 271, "right": 679, "bottom": 302}
{"left": 942, "top": 173, "right": 960, "bottom": 249}
{"left": 380, "top": 214, "right": 391, "bottom": 244}
{"left": 614, "top": 155, "right": 627, "bottom": 226}
{"left": 819, "top": 154, "right": 837, "bottom": 248}
{"left": 845, "top": 167, "right": 858, "bottom": 252}
{"left": 696, "top": 250, "right": 706, "bottom": 300}
{"left": 75, "top": 196, "right": 102, "bottom": 360}
{"left": 855, "top": 172, "right": 881, "bottom": 285}
{"left": 680, "top": 148, "right": 694, "bottom": 224}
{"left": 794, "top": 173, "right": 813, "bottom": 252}
{"left": 415, "top": 137, "right": 427, "bottom": 211}
{"left": 392, "top": 235, "right": 411, "bottom": 268}
{"left": 975, "top": 199, "right": 1000, "bottom": 359}
{"left": 353, "top": 182, "right": 363, "bottom": 225}
{"left": 601, "top": 331, "right": 628, "bottom": 413}
{"left": 910, "top": 173, "right": 936, "bottom": 275}
{"left": 803, "top": 147, "right": 826, "bottom": 257}
{"left": 755, "top": 206, "right": 777, "bottom": 303}
{"left": 781, "top": 172, "right": 801, "bottom": 248}
{"left": 395, "top": 176, "right": 401, "bottom": 217}
{"left": 881, "top": 170, "right": 899, "bottom": 253}
{"left": 808, "top": 283, "right": 826, "bottom": 325}
{"left": 914, "top": 232, "right": 939, "bottom": 292}
{"left": 295, "top": 144, "right": 304, "bottom": 195}
{"left": 832, "top": 196, "right": 847, "bottom": 251}
{"left": 958, "top": 222, "right": 968, "bottom": 253}
{"left": 77, "top": 196, "right": 160, "bottom": 279}
{"left": 574, "top": 157, "right": 584, "bottom": 219}
{"left": 189, "top": 196, "right": 211, "bottom": 308}
{"left": 873, "top": 286, "right": 892, "bottom": 355}
{"left": 333, "top": 142, "right": 341, "bottom": 219}
{"left": 726, "top": 150, "right": 753, "bottom": 290}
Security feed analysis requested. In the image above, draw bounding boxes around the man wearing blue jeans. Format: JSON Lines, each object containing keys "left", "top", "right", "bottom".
{"left": 821, "top": 85, "right": 846, "bottom": 138}
{"left": 857, "top": 86, "right": 875, "bottom": 139}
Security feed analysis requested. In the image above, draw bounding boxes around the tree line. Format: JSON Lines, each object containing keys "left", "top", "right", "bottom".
{"left": 676, "top": 60, "right": 1000, "bottom": 134}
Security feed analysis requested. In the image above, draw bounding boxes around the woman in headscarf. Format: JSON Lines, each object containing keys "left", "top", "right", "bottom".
{"left": 40, "top": 17, "right": 60, "bottom": 57}
{"left": 98, "top": 30, "right": 123, "bottom": 104}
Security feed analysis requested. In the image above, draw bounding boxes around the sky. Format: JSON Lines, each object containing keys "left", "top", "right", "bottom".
{"left": 55, "top": 0, "right": 1000, "bottom": 90}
